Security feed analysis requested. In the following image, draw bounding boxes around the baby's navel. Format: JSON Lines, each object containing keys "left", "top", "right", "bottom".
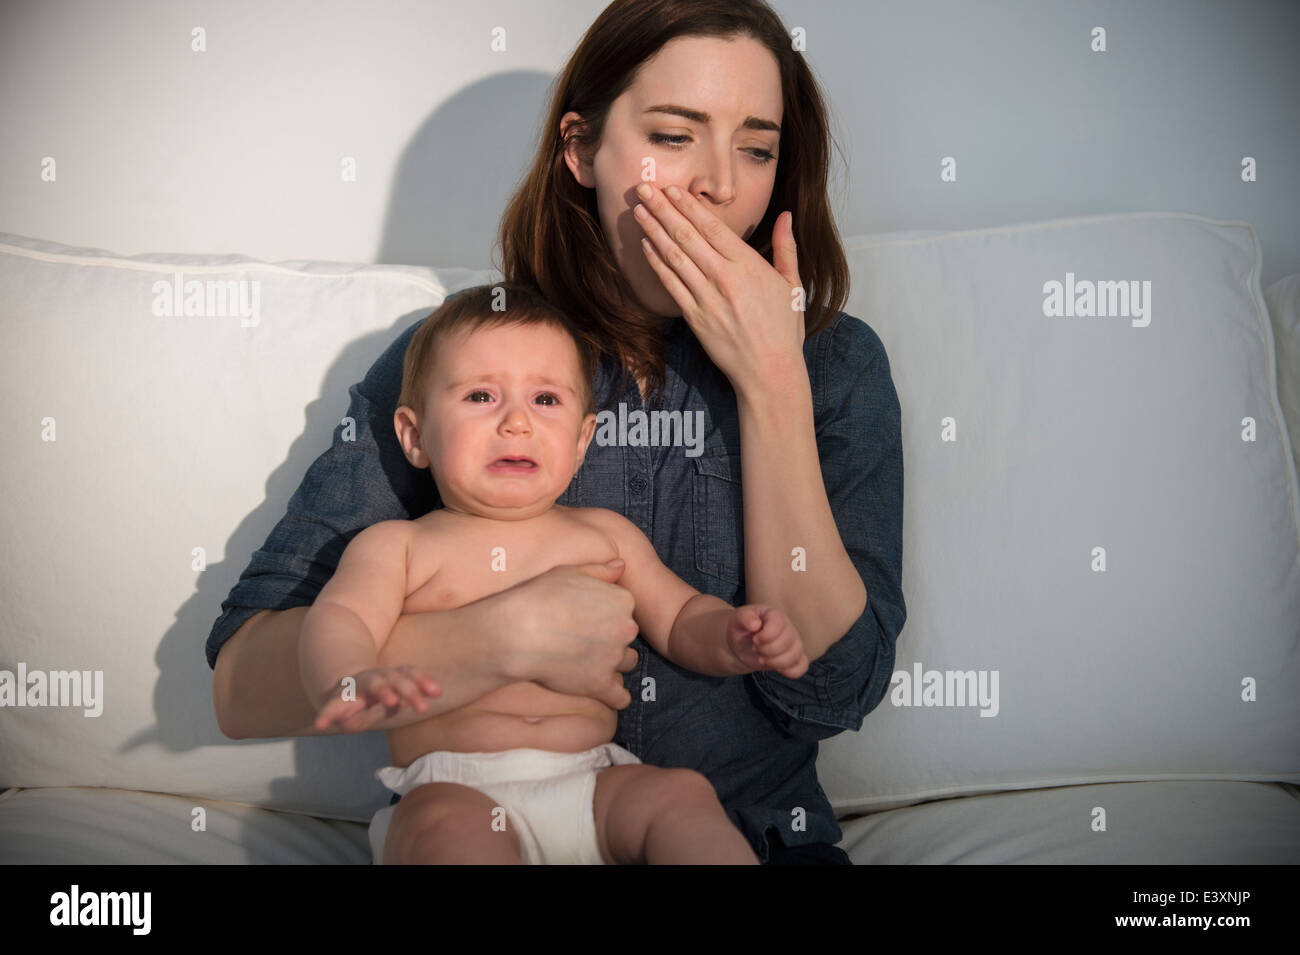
{"left": 523, "top": 716, "right": 544, "bottom": 724}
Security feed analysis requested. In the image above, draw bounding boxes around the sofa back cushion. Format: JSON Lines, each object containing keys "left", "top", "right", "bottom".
{"left": 819, "top": 213, "right": 1300, "bottom": 812}
{"left": 0, "top": 231, "right": 497, "bottom": 820}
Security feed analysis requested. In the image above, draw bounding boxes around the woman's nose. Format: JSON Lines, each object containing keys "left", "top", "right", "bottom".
{"left": 692, "top": 146, "right": 735, "bottom": 206}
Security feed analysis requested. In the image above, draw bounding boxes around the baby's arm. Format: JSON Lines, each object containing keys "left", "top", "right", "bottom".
{"left": 299, "top": 520, "right": 439, "bottom": 730}
{"left": 585, "top": 510, "right": 810, "bottom": 679}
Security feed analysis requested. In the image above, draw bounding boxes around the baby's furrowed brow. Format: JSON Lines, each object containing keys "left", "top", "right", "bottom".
{"left": 444, "top": 376, "right": 577, "bottom": 394}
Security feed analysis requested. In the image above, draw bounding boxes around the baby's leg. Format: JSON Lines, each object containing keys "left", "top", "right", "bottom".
{"left": 381, "top": 782, "right": 523, "bottom": 864}
{"left": 592, "top": 765, "right": 759, "bottom": 864}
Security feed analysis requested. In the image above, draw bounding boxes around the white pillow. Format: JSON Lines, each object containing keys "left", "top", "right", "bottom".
{"left": 0, "top": 231, "right": 498, "bottom": 821}
{"left": 819, "top": 213, "right": 1300, "bottom": 813}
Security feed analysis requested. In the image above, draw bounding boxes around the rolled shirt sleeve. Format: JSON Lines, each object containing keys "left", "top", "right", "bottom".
{"left": 749, "top": 312, "right": 907, "bottom": 740}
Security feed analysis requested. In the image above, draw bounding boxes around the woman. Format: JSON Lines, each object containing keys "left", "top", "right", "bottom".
{"left": 208, "top": 0, "right": 905, "bottom": 865}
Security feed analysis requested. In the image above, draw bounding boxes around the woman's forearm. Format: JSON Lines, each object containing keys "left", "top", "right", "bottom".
{"left": 734, "top": 364, "right": 867, "bottom": 660}
{"left": 213, "top": 600, "right": 518, "bottom": 740}
{"left": 213, "top": 607, "right": 322, "bottom": 739}
{"left": 376, "top": 598, "right": 518, "bottom": 713}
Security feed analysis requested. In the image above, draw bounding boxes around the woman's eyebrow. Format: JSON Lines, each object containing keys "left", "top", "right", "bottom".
{"left": 643, "top": 104, "right": 780, "bottom": 134}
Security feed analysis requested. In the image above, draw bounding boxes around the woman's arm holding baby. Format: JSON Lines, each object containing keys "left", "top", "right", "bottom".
{"left": 217, "top": 600, "right": 544, "bottom": 739}
{"left": 214, "top": 559, "right": 638, "bottom": 739}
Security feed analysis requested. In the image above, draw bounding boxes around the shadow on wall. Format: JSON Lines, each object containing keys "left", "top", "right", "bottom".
{"left": 377, "top": 70, "right": 561, "bottom": 272}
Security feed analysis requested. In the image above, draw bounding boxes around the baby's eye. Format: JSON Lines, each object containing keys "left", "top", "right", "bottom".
{"left": 466, "top": 390, "right": 492, "bottom": 402}
{"left": 534, "top": 393, "right": 559, "bottom": 406}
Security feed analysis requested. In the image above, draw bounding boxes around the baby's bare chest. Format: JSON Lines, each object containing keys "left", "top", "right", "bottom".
{"left": 401, "top": 512, "right": 619, "bottom": 614}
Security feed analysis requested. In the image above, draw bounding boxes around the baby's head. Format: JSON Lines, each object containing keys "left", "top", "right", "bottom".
{"left": 395, "top": 284, "right": 600, "bottom": 520}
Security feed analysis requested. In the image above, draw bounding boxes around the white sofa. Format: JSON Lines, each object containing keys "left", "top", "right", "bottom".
{"left": 2, "top": 212, "right": 1297, "bottom": 863}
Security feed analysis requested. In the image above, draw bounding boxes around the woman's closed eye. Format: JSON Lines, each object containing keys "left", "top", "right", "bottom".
{"left": 648, "top": 133, "right": 776, "bottom": 165}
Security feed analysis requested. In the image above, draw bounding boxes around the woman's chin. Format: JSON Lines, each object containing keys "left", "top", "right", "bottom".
{"left": 632, "top": 280, "right": 682, "bottom": 319}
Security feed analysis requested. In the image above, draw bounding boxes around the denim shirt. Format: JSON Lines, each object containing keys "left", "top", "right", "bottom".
{"left": 206, "top": 295, "right": 906, "bottom": 862}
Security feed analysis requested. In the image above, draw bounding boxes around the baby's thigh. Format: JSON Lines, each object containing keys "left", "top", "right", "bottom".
{"left": 592, "top": 764, "right": 723, "bottom": 864}
{"left": 382, "top": 781, "right": 521, "bottom": 864}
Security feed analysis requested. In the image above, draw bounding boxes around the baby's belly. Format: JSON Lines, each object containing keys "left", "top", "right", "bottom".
{"left": 386, "top": 682, "right": 618, "bottom": 768}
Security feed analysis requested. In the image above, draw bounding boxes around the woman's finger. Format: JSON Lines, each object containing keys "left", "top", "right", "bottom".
{"left": 660, "top": 184, "right": 753, "bottom": 264}
{"left": 639, "top": 235, "right": 695, "bottom": 314}
{"left": 634, "top": 194, "right": 710, "bottom": 307}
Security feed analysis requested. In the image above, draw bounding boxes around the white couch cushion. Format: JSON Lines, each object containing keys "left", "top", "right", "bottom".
{"left": 838, "top": 781, "right": 1300, "bottom": 864}
{"left": 4, "top": 779, "right": 1293, "bottom": 864}
{"left": 0, "top": 231, "right": 498, "bottom": 821}
{"left": 820, "top": 212, "right": 1300, "bottom": 813}
{"left": 0, "top": 787, "right": 370, "bottom": 863}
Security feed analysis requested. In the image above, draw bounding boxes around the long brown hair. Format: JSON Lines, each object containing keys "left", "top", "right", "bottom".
{"left": 496, "top": 0, "right": 850, "bottom": 408}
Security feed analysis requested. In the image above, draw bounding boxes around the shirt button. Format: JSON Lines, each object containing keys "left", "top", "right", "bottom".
{"left": 629, "top": 476, "right": 648, "bottom": 493}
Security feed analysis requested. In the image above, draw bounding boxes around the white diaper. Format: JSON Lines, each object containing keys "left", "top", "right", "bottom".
{"left": 368, "top": 742, "right": 641, "bottom": 864}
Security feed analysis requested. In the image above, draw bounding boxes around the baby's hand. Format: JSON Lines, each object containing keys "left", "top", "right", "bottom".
{"left": 312, "top": 666, "right": 442, "bottom": 732}
{"left": 725, "top": 605, "right": 809, "bottom": 679}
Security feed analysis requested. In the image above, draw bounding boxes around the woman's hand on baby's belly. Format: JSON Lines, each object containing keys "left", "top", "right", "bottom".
{"left": 494, "top": 561, "right": 639, "bottom": 709}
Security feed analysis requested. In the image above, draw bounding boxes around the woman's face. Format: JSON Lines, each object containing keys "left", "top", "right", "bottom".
{"left": 562, "top": 34, "right": 784, "bottom": 317}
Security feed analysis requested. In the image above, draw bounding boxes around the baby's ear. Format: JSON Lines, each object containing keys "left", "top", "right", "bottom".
{"left": 393, "top": 406, "right": 429, "bottom": 468}
{"left": 575, "top": 412, "right": 599, "bottom": 462}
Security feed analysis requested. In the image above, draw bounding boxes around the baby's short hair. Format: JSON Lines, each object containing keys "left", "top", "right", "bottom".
{"left": 398, "top": 284, "right": 599, "bottom": 417}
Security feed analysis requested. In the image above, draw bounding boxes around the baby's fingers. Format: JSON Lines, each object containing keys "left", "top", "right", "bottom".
{"left": 753, "top": 620, "right": 794, "bottom": 654}
{"left": 777, "top": 654, "right": 810, "bottom": 679}
{"left": 314, "top": 697, "right": 366, "bottom": 731}
{"left": 351, "top": 676, "right": 401, "bottom": 710}
{"left": 390, "top": 666, "right": 441, "bottom": 712}
{"left": 761, "top": 640, "right": 807, "bottom": 671}
{"left": 736, "top": 606, "right": 764, "bottom": 631}
{"left": 406, "top": 667, "right": 442, "bottom": 698}
{"left": 338, "top": 700, "right": 390, "bottom": 733}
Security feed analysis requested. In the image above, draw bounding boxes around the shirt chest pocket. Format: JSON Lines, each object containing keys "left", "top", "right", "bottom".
{"left": 691, "top": 451, "right": 745, "bottom": 586}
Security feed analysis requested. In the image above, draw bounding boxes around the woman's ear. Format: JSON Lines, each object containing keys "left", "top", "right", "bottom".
{"left": 560, "top": 111, "right": 597, "bottom": 189}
